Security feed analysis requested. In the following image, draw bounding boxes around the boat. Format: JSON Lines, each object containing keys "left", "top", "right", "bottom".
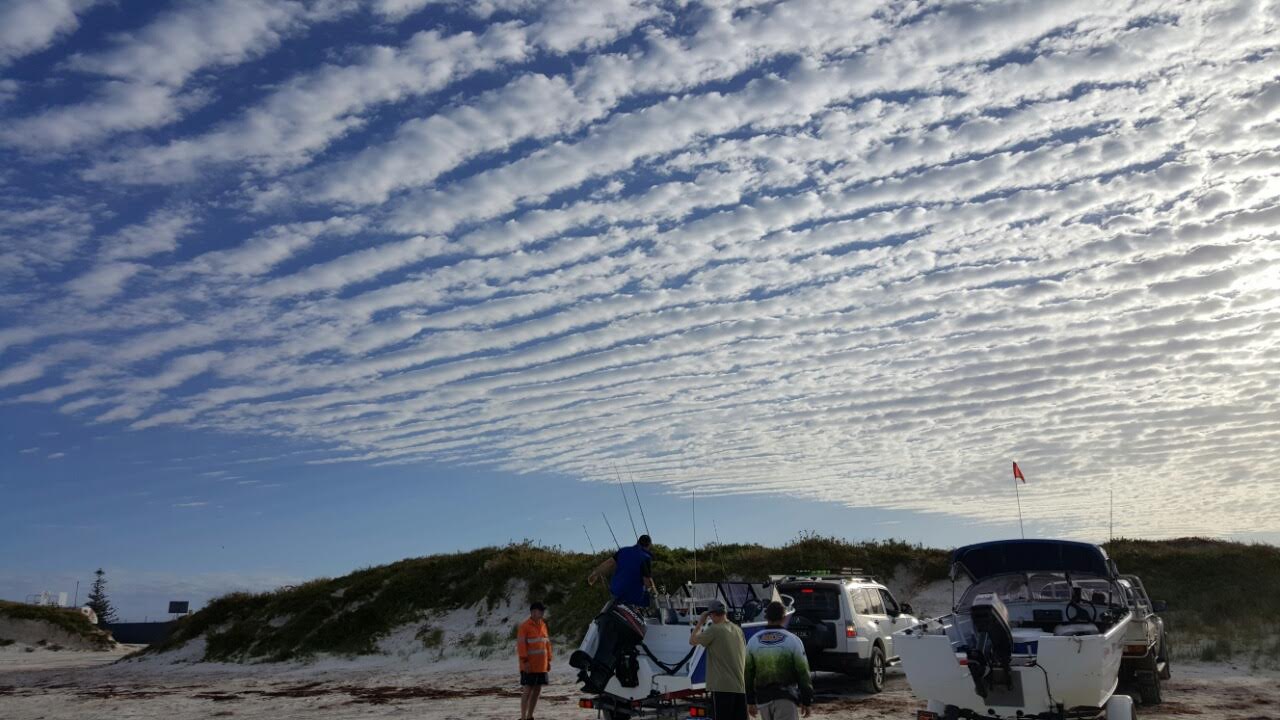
{"left": 572, "top": 580, "right": 790, "bottom": 719}
{"left": 894, "top": 540, "right": 1137, "bottom": 720}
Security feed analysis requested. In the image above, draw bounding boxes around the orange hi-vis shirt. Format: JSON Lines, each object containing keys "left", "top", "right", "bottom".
{"left": 517, "top": 617, "right": 551, "bottom": 673}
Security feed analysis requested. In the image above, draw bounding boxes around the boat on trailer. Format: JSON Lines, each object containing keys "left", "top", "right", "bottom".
{"left": 573, "top": 580, "right": 791, "bottom": 720}
{"left": 895, "top": 540, "right": 1137, "bottom": 720}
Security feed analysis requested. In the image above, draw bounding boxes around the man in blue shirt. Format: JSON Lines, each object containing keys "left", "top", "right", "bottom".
{"left": 588, "top": 535, "right": 656, "bottom": 606}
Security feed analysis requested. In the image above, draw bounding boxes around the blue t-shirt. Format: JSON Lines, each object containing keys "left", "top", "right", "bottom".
{"left": 609, "top": 544, "right": 652, "bottom": 605}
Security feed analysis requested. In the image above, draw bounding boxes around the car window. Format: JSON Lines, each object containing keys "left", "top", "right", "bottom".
{"left": 878, "top": 589, "right": 899, "bottom": 615}
{"left": 851, "top": 588, "right": 870, "bottom": 614}
{"left": 785, "top": 585, "right": 843, "bottom": 620}
{"left": 864, "top": 589, "right": 885, "bottom": 615}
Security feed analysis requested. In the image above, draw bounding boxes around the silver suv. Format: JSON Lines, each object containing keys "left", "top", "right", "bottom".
{"left": 774, "top": 570, "right": 918, "bottom": 692}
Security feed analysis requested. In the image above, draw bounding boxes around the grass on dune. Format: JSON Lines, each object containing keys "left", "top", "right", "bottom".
{"left": 0, "top": 599, "right": 115, "bottom": 649}
{"left": 144, "top": 535, "right": 1280, "bottom": 665}
{"left": 147, "top": 536, "right": 946, "bottom": 662}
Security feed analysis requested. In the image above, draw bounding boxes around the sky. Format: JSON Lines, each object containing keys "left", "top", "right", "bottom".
{"left": 2, "top": 0, "right": 1279, "bottom": 621}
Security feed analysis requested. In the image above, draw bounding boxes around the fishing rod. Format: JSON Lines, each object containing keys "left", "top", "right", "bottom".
{"left": 583, "top": 524, "right": 597, "bottom": 554}
{"left": 601, "top": 513, "right": 621, "bottom": 550}
{"left": 628, "top": 466, "right": 651, "bottom": 536}
{"left": 614, "top": 464, "right": 639, "bottom": 539}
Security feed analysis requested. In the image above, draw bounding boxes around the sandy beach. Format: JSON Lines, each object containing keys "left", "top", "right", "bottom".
{"left": 3, "top": 644, "right": 1277, "bottom": 720}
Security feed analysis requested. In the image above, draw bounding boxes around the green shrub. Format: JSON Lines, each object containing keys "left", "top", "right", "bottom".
{"left": 139, "top": 536, "right": 1280, "bottom": 664}
{"left": 0, "top": 600, "right": 114, "bottom": 650}
{"left": 416, "top": 625, "right": 444, "bottom": 649}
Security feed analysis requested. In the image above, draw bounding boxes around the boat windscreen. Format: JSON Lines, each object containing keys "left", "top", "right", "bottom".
{"left": 959, "top": 573, "right": 1122, "bottom": 610}
{"left": 721, "top": 583, "right": 757, "bottom": 608}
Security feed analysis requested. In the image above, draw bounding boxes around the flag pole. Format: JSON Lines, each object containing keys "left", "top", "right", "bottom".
{"left": 1013, "top": 463, "right": 1025, "bottom": 539}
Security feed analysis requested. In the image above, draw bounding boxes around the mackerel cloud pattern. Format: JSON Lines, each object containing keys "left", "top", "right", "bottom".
{"left": 2, "top": 0, "right": 1279, "bottom": 537}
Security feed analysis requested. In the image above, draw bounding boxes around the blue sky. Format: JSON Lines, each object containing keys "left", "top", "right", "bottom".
{"left": 2, "top": 0, "right": 1280, "bottom": 620}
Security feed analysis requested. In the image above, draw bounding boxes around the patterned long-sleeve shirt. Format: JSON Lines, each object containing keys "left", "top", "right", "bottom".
{"left": 744, "top": 627, "right": 814, "bottom": 706}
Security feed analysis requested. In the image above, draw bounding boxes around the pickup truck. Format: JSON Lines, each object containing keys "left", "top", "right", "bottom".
{"left": 1118, "top": 574, "right": 1170, "bottom": 705}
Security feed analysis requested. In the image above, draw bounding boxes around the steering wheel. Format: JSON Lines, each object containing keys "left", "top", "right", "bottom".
{"left": 1066, "top": 599, "right": 1096, "bottom": 624}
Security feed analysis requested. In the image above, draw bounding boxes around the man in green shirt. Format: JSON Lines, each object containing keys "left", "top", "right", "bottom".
{"left": 745, "top": 601, "right": 814, "bottom": 720}
{"left": 690, "top": 600, "right": 747, "bottom": 720}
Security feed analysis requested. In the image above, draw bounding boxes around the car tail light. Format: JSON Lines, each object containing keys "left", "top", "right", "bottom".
{"left": 801, "top": 588, "right": 814, "bottom": 593}
{"left": 1125, "top": 644, "right": 1148, "bottom": 654}
{"left": 689, "top": 706, "right": 709, "bottom": 717}
{"left": 579, "top": 699, "right": 595, "bottom": 709}
{"left": 955, "top": 652, "right": 969, "bottom": 666}
{"left": 846, "top": 625, "right": 856, "bottom": 638}
{"left": 917, "top": 712, "right": 940, "bottom": 720}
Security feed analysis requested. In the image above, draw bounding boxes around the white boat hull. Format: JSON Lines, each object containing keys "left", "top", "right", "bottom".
{"left": 896, "top": 613, "right": 1129, "bottom": 714}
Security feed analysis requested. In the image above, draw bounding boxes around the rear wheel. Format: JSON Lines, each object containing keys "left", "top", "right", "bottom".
{"left": 1136, "top": 664, "right": 1162, "bottom": 705}
{"left": 862, "top": 645, "right": 886, "bottom": 693}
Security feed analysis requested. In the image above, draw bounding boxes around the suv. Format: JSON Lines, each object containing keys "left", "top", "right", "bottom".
{"left": 774, "top": 571, "right": 918, "bottom": 692}
{"left": 1118, "top": 574, "right": 1170, "bottom": 705}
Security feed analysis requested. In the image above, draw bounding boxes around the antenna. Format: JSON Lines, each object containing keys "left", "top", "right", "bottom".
{"left": 583, "top": 524, "right": 597, "bottom": 554}
{"left": 713, "top": 519, "right": 727, "bottom": 578}
{"left": 601, "top": 513, "right": 621, "bottom": 549}
{"left": 692, "top": 488, "right": 697, "bottom": 583}
{"left": 614, "top": 464, "right": 639, "bottom": 540}
{"left": 628, "top": 468, "right": 651, "bottom": 536}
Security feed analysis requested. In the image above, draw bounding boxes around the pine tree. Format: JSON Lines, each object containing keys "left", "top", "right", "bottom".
{"left": 85, "top": 568, "right": 118, "bottom": 625}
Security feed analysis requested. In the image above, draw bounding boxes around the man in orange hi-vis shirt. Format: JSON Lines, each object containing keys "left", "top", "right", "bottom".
{"left": 518, "top": 601, "right": 551, "bottom": 720}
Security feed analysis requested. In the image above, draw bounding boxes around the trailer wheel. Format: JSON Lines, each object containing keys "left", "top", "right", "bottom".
{"left": 862, "top": 645, "right": 886, "bottom": 694}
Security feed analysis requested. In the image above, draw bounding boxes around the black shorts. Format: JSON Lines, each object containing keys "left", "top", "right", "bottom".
{"left": 711, "top": 691, "right": 748, "bottom": 720}
{"left": 520, "top": 672, "right": 548, "bottom": 686}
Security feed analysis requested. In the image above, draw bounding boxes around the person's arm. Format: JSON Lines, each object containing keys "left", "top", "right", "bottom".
{"left": 688, "top": 612, "right": 712, "bottom": 646}
{"left": 641, "top": 557, "right": 657, "bottom": 595}
{"left": 745, "top": 646, "right": 757, "bottom": 708}
{"left": 793, "top": 643, "right": 815, "bottom": 713}
{"left": 516, "top": 623, "right": 529, "bottom": 669}
{"left": 588, "top": 557, "right": 616, "bottom": 585}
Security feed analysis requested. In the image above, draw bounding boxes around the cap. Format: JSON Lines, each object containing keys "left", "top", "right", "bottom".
{"left": 530, "top": 601, "right": 546, "bottom": 611}
{"left": 707, "top": 600, "right": 726, "bottom": 614}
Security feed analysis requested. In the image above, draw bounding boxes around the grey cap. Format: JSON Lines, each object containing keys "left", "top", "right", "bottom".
{"left": 707, "top": 600, "right": 727, "bottom": 614}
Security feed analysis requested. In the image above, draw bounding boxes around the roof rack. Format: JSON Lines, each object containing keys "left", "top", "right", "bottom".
{"left": 769, "top": 567, "right": 879, "bottom": 583}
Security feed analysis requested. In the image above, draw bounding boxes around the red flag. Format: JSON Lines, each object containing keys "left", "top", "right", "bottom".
{"left": 1013, "top": 462, "right": 1026, "bottom": 483}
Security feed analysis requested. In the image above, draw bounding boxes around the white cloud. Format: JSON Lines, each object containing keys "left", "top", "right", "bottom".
{"left": 64, "top": 0, "right": 306, "bottom": 86}
{"left": 0, "top": 0, "right": 101, "bottom": 66}
{"left": 65, "top": 261, "right": 145, "bottom": 303}
{"left": 100, "top": 207, "right": 197, "bottom": 261}
{"left": 3, "top": 0, "right": 1280, "bottom": 540}
{"left": 0, "top": 80, "right": 201, "bottom": 149}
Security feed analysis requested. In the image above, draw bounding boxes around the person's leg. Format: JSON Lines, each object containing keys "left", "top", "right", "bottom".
{"left": 732, "top": 693, "right": 749, "bottom": 720}
{"left": 528, "top": 684, "right": 542, "bottom": 718}
{"left": 761, "top": 700, "right": 798, "bottom": 720}
{"left": 520, "top": 685, "right": 531, "bottom": 719}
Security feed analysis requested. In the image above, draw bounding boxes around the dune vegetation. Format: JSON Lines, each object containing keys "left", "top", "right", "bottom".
{"left": 142, "top": 536, "right": 1279, "bottom": 665}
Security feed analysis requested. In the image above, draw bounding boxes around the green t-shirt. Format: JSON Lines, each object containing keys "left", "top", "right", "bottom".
{"left": 694, "top": 620, "right": 746, "bottom": 693}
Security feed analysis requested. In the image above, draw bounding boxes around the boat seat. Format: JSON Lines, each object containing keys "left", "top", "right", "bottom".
{"left": 1053, "top": 623, "right": 1099, "bottom": 636}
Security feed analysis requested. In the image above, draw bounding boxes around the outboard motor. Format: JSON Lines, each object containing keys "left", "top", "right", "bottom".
{"left": 570, "top": 602, "right": 647, "bottom": 693}
{"left": 966, "top": 593, "right": 1014, "bottom": 698}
